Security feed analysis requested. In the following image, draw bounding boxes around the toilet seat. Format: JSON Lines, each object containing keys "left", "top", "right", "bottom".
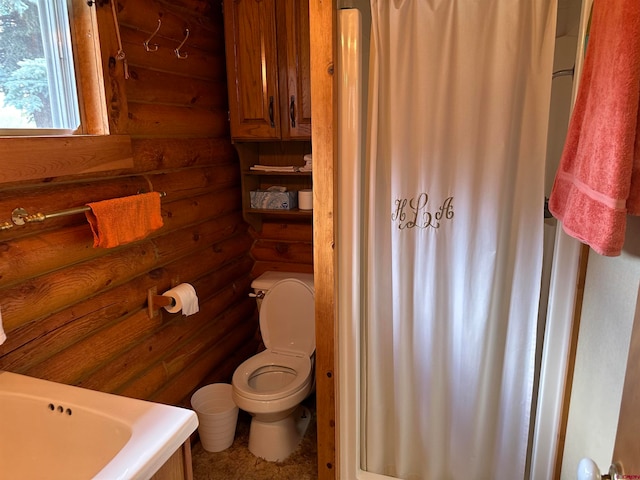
{"left": 232, "top": 350, "right": 312, "bottom": 402}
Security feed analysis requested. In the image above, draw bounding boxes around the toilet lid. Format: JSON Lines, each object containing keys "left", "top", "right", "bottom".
{"left": 260, "top": 278, "right": 315, "bottom": 356}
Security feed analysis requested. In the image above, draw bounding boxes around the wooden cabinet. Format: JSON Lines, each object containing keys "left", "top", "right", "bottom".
{"left": 223, "top": 0, "right": 311, "bottom": 140}
{"left": 150, "top": 441, "right": 193, "bottom": 480}
{"left": 235, "top": 142, "right": 312, "bottom": 231}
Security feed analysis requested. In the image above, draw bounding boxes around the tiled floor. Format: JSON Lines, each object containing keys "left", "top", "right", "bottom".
{"left": 191, "top": 397, "right": 318, "bottom": 480}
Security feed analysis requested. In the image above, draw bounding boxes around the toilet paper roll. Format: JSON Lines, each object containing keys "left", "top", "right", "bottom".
{"left": 162, "top": 283, "right": 200, "bottom": 316}
{"left": 298, "top": 189, "right": 313, "bottom": 210}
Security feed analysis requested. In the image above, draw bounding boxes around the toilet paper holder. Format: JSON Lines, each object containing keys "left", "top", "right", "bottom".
{"left": 147, "top": 286, "right": 176, "bottom": 318}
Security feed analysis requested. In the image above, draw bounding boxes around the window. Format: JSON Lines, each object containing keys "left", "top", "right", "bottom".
{"left": 0, "top": 0, "right": 80, "bottom": 134}
{"left": 0, "top": 0, "right": 132, "bottom": 184}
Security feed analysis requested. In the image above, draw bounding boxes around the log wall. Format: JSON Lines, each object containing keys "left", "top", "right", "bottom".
{"left": 0, "top": 0, "right": 312, "bottom": 409}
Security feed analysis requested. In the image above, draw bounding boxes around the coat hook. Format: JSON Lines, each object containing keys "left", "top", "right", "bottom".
{"left": 143, "top": 18, "right": 162, "bottom": 52}
{"left": 174, "top": 28, "right": 189, "bottom": 59}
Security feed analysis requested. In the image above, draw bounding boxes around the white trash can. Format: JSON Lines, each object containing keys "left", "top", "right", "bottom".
{"left": 190, "top": 383, "right": 239, "bottom": 452}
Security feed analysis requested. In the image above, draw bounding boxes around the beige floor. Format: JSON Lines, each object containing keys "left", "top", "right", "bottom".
{"left": 191, "top": 397, "right": 318, "bottom": 480}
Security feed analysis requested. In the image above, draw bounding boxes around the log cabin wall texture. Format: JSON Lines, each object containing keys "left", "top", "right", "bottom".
{"left": 0, "top": 0, "right": 315, "bottom": 408}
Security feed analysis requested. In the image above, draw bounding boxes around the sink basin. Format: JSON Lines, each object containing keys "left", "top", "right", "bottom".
{"left": 0, "top": 370, "right": 198, "bottom": 479}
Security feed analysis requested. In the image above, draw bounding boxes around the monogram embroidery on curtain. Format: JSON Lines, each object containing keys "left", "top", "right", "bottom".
{"left": 392, "top": 193, "right": 454, "bottom": 230}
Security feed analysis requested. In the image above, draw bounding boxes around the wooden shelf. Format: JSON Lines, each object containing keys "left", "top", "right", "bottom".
{"left": 243, "top": 170, "right": 312, "bottom": 177}
{"left": 246, "top": 208, "right": 312, "bottom": 216}
{"left": 234, "top": 142, "right": 313, "bottom": 232}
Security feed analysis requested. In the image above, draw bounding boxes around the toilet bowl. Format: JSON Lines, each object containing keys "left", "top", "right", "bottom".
{"left": 232, "top": 272, "right": 315, "bottom": 462}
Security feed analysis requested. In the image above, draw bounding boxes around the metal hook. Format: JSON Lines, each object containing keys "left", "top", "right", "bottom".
{"left": 143, "top": 18, "right": 162, "bottom": 52}
{"left": 174, "top": 28, "right": 189, "bottom": 59}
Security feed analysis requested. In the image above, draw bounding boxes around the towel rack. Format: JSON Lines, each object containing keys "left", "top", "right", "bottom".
{"left": 2, "top": 191, "right": 166, "bottom": 229}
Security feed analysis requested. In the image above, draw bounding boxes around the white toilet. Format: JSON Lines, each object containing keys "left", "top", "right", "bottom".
{"left": 231, "top": 271, "right": 315, "bottom": 462}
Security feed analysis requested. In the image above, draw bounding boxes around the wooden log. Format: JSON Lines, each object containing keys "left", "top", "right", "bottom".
{"left": 0, "top": 197, "right": 242, "bottom": 289}
{"left": 121, "top": 27, "right": 227, "bottom": 81}
{"left": 118, "top": 300, "right": 256, "bottom": 400}
{"left": 1, "top": 225, "right": 96, "bottom": 289}
{"left": 154, "top": 228, "right": 253, "bottom": 270}
{"left": 24, "top": 307, "right": 163, "bottom": 384}
{"left": 250, "top": 239, "right": 314, "bottom": 265}
{"left": 131, "top": 137, "right": 237, "bottom": 172}
{"left": 252, "top": 261, "right": 314, "bottom": 278}
{"left": 0, "top": 243, "right": 157, "bottom": 332}
{"left": 192, "top": 339, "right": 260, "bottom": 396}
{"left": 162, "top": 200, "right": 246, "bottom": 235}
{"left": 148, "top": 166, "right": 240, "bottom": 200}
{"left": 0, "top": 136, "right": 134, "bottom": 184}
{"left": 0, "top": 222, "right": 251, "bottom": 332}
{"left": 76, "top": 263, "right": 253, "bottom": 392}
{"left": 156, "top": 0, "right": 221, "bottom": 22}
{"left": 22, "top": 270, "right": 254, "bottom": 385}
{"left": 0, "top": 177, "right": 152, "bottom": 224}
{"left": 0, "top": 234, "right": 253, "bottom": 371}
{"left": 126, "top": 67, "right": 228, "bottom": 110}
{"left": 116, "top": 0, "right": 223, "bottom": 53}
{"left": 0, "top": 266, "right": 174, "bottom": 370}
{"left": 0, "top": 179, "right": 167, "bottom": 241}
{"left": 127, "top": 102, "right": 229, "bottom": 138}
{"left": 153, "top": 329, "right": 259, "bottom": 407}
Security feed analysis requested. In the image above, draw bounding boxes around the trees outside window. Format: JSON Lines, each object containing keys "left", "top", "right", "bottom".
{"left": 0, "top": 0, "right": 79, "bottom": 130}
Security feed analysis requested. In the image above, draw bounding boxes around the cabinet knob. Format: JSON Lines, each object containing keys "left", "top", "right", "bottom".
{"left": 290, "top": 96, "right": 296, "bottom": 127}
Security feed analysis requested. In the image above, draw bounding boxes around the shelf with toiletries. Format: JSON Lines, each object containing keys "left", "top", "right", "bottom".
{"left": 234, "top": 142, "right": 313, "bottom": 232}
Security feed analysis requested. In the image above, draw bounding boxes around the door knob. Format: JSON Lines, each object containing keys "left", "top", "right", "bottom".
{"left": 577, "top": 458, "right": 622, "bottom": 480}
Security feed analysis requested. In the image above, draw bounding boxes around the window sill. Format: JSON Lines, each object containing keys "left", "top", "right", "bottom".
{"left": 0, "top": 135, "right": 134, "bottom": 184}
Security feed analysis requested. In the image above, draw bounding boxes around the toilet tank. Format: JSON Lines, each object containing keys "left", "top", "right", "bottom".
{"left": 251, "top": 271, "right": 314, "bottom": 310}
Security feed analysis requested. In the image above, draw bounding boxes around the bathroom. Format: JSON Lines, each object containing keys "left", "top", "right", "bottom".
{"left": 1, "top": 1, "right": 639, "bottom": 479}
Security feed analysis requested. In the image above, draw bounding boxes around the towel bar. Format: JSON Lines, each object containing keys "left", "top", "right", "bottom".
{"left": 9, "top": 191, "right": 166, "bottom": 227}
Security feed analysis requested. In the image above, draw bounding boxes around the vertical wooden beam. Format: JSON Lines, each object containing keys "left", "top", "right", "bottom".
{"left": 93, "top": 1, "right": 130, "bottom": 134}
{"left": 309, "top": 1, "right": 338, "bottom": 478}
{"left": 612, "top": 282, "right": 640, "bottom": 473}
{"left": 553, "top": 244, "right": 590, "bottom": 479}
{"left": 69, "top": 0, "right": 110, "bottom": 134}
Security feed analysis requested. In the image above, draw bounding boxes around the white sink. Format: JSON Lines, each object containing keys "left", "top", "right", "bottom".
{"left": 0, "top": 370, "right": 198, "bottom": 479}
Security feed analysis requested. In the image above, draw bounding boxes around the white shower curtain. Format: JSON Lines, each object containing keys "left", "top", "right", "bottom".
{"left": 361, "top": 1, "right": 557, "bottom": 478}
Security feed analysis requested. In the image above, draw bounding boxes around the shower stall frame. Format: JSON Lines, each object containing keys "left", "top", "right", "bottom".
{"left": 308, "top": 1, "right": 593, "bottom": 478}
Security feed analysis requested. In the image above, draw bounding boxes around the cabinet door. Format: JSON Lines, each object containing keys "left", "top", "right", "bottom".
{"left": 224, "top": 0, "right": 280, "bottom": 140}
{"left": 278, "top": 0, "right": 312, "bottom": 139}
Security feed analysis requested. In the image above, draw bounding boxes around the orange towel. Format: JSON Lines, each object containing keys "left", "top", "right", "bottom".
{"left": 85, "top": 192, "right": 164, "bottom": 248}
{"left": 548, "top": 0, "right": 640, "bottom": 256}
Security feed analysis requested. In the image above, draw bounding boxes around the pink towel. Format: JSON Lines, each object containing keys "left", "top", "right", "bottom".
{"left": 548, "top": 0, "right": 640, "bottom": 256}
{"left": 85, "top": 192, "right": 164, "bottom": 248}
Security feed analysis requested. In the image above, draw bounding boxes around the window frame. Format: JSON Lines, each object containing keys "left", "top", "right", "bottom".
{"left": 0, "top": 0, "right": 133, "bottom": 185}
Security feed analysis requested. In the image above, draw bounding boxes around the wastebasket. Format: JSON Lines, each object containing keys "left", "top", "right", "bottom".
{"left": 190, "top": 383, "right": 239, "bottom": 452}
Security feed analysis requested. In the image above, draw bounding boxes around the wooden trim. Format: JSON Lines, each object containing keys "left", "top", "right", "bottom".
{"left": 150, "top": 440, "right": 192, "bottom": 480}
{"left": 553, "top": 243, "right": 591, "bottom": 480}
{"left": 69, "top": 0, "right": 110, "bottom": 135}
{"left": 0, "top": 0, "right": 135, "bottom": 186}
{"left": 309, "top": 1, "right": 338, "bottom": 479}
{"left": 612, "top": 282, "right": 640, "bottom": 473}
{"left": 0, "top": 135, "right": 134, "bottom": 184}
{"left": 93, "top": 0, "right": 130, "bottom": 134}
{"left": 182, "top": 440, "right": 194, "bottom": 480}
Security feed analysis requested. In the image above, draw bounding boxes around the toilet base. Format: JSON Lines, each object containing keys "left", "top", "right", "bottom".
{"left": 248, "top": 405, "right": 311, "bottom": 462}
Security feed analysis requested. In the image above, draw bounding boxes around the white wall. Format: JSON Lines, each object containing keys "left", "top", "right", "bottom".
{"left": 561, "top": 216, "right": 640, "bottom": 478}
